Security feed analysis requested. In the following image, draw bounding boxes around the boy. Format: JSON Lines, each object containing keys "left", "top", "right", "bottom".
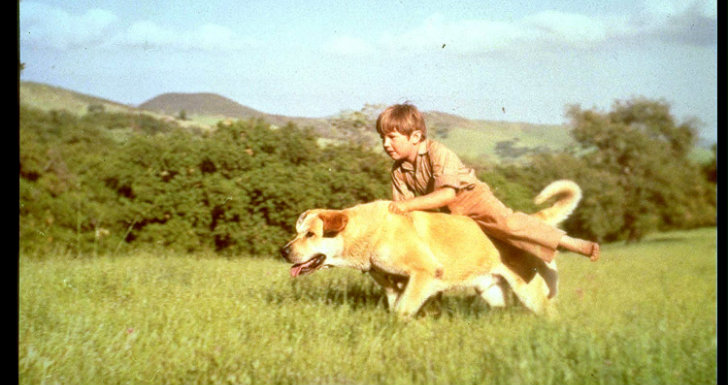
{"left": 376, "top": 103, "right": 599, "bottom": 263}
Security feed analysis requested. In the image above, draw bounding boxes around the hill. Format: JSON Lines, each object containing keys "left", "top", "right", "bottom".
{"left": 139, "top": 92, "right": 268, "bottom": 121}
{"left": 137, "top": 93, "right": 577, "bottom": 162}
{"left": 425, "top": 111, "right": 573, "bottom": 162}
{"left": 138, "top": 92, "right": 333, "bottom": 133}
{"left": 19, "top": 81, "right": 712, "bottom": 164}
{"left": 19, "top": 81, "right": 136, "bottom": 115}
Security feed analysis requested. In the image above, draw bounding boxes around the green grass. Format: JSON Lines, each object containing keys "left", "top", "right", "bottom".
{"left": 19, "top": 228, "right": 716, "bottom": 385}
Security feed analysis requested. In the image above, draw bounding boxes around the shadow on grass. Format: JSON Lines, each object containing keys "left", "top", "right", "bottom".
{"left": 644, "top": 236, "right": 687, "bottom": 244}
{"left": 268, "top": 275, "right": 525, "bottom": 318}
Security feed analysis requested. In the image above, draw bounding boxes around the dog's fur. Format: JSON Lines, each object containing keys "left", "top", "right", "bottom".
{"left": 281, "top": 180, "right": 581, "bottom": 318}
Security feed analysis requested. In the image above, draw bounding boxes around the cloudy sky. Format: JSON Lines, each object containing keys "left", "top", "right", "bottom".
{"left": 19, "top": 0, "right": 717, "bottom": 142}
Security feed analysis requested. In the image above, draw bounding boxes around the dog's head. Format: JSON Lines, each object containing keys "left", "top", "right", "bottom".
{"left": 280, "top": 209, "right": 349, "bottom": 277}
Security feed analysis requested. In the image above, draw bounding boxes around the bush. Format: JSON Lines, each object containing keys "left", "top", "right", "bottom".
{"left": 19, "top": 108, "right": 390, "bottom": 257}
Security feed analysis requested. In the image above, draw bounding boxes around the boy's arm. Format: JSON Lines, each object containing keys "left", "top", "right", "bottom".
{"left": 389, "top": 187, "right": 456, "bottom": 214}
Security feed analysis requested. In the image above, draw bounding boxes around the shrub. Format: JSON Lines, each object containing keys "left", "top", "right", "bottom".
{"left": 20, "top": 108, "right": 390, "bottom": 257}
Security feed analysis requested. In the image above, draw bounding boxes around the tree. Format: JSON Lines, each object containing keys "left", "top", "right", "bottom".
{"left": 703, "top": 144, "right": 717, "bottom": 183}
{"left": 565, "top": 97, "right": 715, "bottom": 242}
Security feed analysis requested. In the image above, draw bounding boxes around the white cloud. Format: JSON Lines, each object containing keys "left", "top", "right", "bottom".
{"left": 633, "top": 0, "right": 717, "bottom": 46}
{"left": 114, "top": 21, "right": 254, "bottom": 52}
{"left": 382, "top": 14, "right": 523, "bottom": 54}
{"left": 20, "top": 1, "right": 118, "bottom": 49}
{"left": 324, "top": 11, "right": 610, "bottom": 57}
{"left": 522, "top": 11, "right": 607, "bottom": 47}
{"left": 121, "top": 20, "right": 176, "bottom": 48}
{"left": 323, "top": 36, "right": 377, "bottom": 56}
{"left": 642, "top": 0, "right": 716, "bottom": 19}
{"left": 19, "top": 2, "right": 257, "bottom": 52}
{"left": 322, "top": 0, "right": 716, "bottom": 58}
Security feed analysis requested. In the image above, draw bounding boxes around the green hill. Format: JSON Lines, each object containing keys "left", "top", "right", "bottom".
{"left": 19, "top": 81, "right": 208, "bottom": 131}
{"left": 139, "top": 91, "right": 334, "bottom": 135}
{"left": 19, "top": 81, "right": 710, "bottom": 164}
{"left": 12, "top": 81, "right": 586, "bottom": 163}
{"left": 19, "top": 81, "right": 135, "bottom": 115}
{"left": 139, "top": 92, "right": 268, "bottom": 121}
{"left": 425, "top": 111, "right": 573, "bottom": 162}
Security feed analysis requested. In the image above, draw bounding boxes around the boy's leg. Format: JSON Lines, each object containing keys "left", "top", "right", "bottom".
{"left": 452, "top": 184, "right": 565, "bottom": 263}
{"left": 558, "top": 235, "right": 600, "bottom": 261}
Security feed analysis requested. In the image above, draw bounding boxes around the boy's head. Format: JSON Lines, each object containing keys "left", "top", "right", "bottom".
{"left": 376, "top": 103, "right": 427, "bottom": 141}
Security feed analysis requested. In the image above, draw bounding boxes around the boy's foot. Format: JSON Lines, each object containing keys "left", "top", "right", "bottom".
{"left": 589, "top": 242, "right": 600, "bottom": 262}
{"left": 558, "top": 235, "right": 600, "bottom": 262}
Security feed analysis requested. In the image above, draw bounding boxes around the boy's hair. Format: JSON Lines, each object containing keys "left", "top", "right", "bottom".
{"left": 376, "top": 103, "right": 427, "bottom": 140}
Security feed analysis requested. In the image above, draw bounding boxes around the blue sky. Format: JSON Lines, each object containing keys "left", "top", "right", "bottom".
{"left": 19, "top": 0, "right": 717, "bottom": 142}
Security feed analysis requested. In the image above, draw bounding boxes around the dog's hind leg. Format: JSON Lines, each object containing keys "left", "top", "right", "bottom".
{"left": 473, "top": 274, "right": 508, "bottom": 308}
{"left": 540, "top": 260, "right": 559, "bottom": 299}
{"left": 492, "top": 264, "right": 551, "bottom": 316}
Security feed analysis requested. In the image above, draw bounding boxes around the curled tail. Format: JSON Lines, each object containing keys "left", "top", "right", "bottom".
{"left": 532, "top": 180, "right": 582, "bottom": 226}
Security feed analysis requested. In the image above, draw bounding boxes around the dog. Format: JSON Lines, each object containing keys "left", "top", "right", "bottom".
{"left": 280, "top": 180, "right": 581, "bottom": 318}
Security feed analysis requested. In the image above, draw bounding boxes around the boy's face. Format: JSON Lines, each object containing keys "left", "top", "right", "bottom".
{"left": 380, "top": 130, "right": 422, "bottom": 163}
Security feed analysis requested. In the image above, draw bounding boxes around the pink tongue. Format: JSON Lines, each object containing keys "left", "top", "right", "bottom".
{"left": 290, "top": 258, "right": 316, "bottom": 277}
{"left": 290, "top": 265, "right": 304, "bottom": 277}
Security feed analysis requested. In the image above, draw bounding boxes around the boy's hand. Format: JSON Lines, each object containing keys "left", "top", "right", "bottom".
{"left": 388, "top": 201, "right": 409, "bottom": 215}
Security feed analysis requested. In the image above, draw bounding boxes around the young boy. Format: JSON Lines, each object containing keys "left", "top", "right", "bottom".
{"left": 376, "top": 103, "right": 599, "bottom": 263}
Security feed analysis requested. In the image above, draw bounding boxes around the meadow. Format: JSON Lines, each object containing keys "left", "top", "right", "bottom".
{"left": 19, "top": 228, "right": 716, "bottom": 385}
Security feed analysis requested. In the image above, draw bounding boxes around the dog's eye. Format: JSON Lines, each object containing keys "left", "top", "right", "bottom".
{"left": 306, "top": 231, "right": 314, "bottom": 238}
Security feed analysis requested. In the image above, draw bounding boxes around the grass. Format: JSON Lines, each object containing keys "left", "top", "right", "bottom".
{"left": 19, "top": 228, "right": 716, "bottom": 385}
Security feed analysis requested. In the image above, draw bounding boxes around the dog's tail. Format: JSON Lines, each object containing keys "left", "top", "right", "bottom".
{"left": 531, "top": 180, "right": 582, "bottom": 226}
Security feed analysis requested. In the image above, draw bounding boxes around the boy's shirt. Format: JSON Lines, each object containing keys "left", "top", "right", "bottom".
{"left": 391, "top": 138, "right": 480, "bottom": 202}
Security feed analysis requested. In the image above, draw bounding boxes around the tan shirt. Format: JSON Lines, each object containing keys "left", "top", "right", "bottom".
{"left": 391, "top": 139, "right": 479, "bottom": 202}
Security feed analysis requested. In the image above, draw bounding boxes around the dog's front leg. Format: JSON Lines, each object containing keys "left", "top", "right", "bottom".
{"left": 394, "top": 271, "right": 436, "bottom": 318}
{"left": 369, "top": 270, "right": 401, "bottom": 310}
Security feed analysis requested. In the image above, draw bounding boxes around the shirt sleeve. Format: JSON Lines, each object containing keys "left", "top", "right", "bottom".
{"left": 428, "top": 142, "right": 468, "bottom": 191}
{"left": 391, "top": 167, "right": 415, "bottom": 201}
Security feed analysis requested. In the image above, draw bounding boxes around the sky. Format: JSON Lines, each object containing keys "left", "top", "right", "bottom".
{"left": 19, "top": 0, "right": 718, "bottom": 143}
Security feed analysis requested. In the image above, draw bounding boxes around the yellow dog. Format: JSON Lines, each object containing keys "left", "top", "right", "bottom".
{"left": 281, "top": 180, "right": 581, "bottom": 318}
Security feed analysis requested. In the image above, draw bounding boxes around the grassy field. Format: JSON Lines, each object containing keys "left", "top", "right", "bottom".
{"left": 19, "top": 228, "right": 716, "bottom": 385}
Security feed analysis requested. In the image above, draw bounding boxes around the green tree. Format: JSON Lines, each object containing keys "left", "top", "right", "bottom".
{"left": 703, "top": 144, "right": 717, "bottom": 183}
{"left": 565, "top": 97, "right": 715, "bottom": 242}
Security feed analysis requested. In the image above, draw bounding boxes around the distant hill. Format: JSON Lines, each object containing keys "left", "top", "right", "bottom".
{"left": 14, "top": 81, "right": 581, "bottom": 162}
{"left": 138, "top": 92, "right": 332, "bottom": 133}
{"left": 139, "top": 92, "right": 267, "bottom": 120}
{"left": 19, "top": 80, "right": 713, "bottom": 164}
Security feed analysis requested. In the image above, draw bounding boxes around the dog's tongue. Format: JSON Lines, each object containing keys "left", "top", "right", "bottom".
{"left": 290, "top": 264, "right": 305, "bottom": 277}
{"left": 290, "top": 258, "right": 316, "bottom": 277}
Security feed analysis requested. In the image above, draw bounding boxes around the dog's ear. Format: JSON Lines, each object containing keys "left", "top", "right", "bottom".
{"left": 319, "top": 211, "right": 348, "bottom": 238}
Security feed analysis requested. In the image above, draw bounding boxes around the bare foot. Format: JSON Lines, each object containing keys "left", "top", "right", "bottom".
{"left": 590, "top": 242, "right": 600, "bottom": 262}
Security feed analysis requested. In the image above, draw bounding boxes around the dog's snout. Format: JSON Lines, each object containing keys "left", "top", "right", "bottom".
{"left": 280, "top": 243, "right": 291, "bottom": 260}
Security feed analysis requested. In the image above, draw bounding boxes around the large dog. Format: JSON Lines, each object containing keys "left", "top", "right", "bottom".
{"left": 280, "top": 180, "right": 581, "bottom": 318}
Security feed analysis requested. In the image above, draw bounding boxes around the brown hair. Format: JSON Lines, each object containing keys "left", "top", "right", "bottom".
{"left": 375, "top": 103, "right": 427, "bottom": 140}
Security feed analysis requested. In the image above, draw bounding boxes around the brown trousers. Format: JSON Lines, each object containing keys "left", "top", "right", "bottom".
{"left": 447, "top": 182, "right": 565, "bottom": 262}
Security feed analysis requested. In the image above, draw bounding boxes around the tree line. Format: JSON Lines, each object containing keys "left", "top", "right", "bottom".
{"left": 19, "top": 98, "right": 716, "bottom": 257}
